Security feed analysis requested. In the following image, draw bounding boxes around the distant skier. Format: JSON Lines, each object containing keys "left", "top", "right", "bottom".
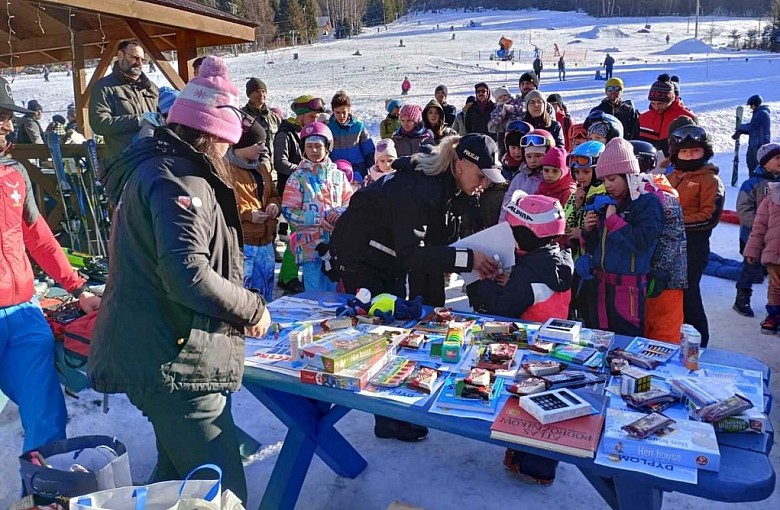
{"left": 553, "top": 43, "right": 560, "bottom": 56}
{"left": 603, "top": 53, "right": 615, "bottom": 80}
{"left": 401, "top": 76, "right": 411, "bottom": 96}
{"left": 557, "top": 55, "right": 566, "bottom": 81}
{"left": 734, "top": 95, "right": 772, "bottom": 178}
{"left": 533, "top": 56, "right": 543, "bottom": 82}
{"left": 666, "top": 34, "right": 671, "bottom": 44}
{"left": 43, "top": 66, "right": 49, "bottom": 82}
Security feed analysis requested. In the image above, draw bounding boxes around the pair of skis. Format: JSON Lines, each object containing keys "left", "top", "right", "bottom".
{"left": 731, "top": 105, "right": 744, "bottom": 187}
{"left": 46, "top": 134, "right": 109, "bottom": 257}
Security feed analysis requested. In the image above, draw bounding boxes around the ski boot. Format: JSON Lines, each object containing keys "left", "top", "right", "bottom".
{"left": 733, "top": 288, "right": 754, "bottom": 317}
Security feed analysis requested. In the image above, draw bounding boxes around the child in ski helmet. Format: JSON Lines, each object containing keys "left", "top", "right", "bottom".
{"left": 366, "top": 138, "right": 398, "bottom": 186}
{"left": 629, "top": 140, "right": 688, "bottom": 343}
{"left": 392, "top": 103, "right": 432, "bottom": 157}
{"left": 564, "top": 140, "right": 607, "bottom": 259}
{"left": 537, "top": 147, "right": 576, "bottom": 213}
{"left": 501, "top": 129, "right": 555, "bottom": 216}
{"left": 501, "top": 120, "right": 533, "bottom": 180}
{"left": 568, "top": 123, "right": 588, "bottom": 151}
{"left": 743, "top": 143, "right": 780, "bottom": 334}
{"left": 474, "top": 192, "right": 573, "bottom": 486}
{"left": 281, "top": 121, "right": 353, "bottom": 292}
{"left": 584, "top": 111, "right": 623, "bottom": 144}
{"left": 581, "top": 138, "right": 664, "bottom": 336}
{"left": 666, "top": 124, "right": 724, "bottom": 347}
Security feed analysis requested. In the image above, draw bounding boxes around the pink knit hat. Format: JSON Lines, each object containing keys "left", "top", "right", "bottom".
{"left": 399, "top": 103, "right": 423, "bottom": 123}
{"left": 167, "top": 56, "right": 242, "bottom": 144}
{"left": 596, "top": 138, "right": 640, "bottom": 178}
{"left": 541, "top": 147, "right": 569, "bottom": 176}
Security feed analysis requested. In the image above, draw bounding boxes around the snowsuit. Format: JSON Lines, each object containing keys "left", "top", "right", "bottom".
{"left": 488, "top": 96, "right": 524, "bottom": 153}
{"left": 668, "top": 164, "right": 725, "bottom": 347}
{"left": 380, "top": 115, "right": 399, "bottom": 139}
{"left": 581, "top": 193, "right": 664, "bottom": 336}
{"left": 328, "top": 114, "right": 376, "bottom": 176}
{"left": 474, "top": 244, "right": 574, "bottom": 322}
{"left": 557, "top": 57, "right": 566, "bottom": 81}
{"left": 564, "top": 183, "right": 606, "bottom": 260}
{"left": 744, "top": 184, "right": 780, "bottom": 307}
{"left": 501, "top": 164, "right": 543, "bottom": 216}
{"left": 637, "top": 174, "right": 688, "bottom": 343}
{"left": 737, "top": 105, "right": 772, "bottom": 177}
{"left": 1, "top": 154, "right": 87, "bottom": 453}
{"left": 282, "top": 158, "right": 353, "bottom": 291}
{"left": 533, "top": 58, "right": 543, "bottom": 81}
{"left": 273, "top": 118, "right": 304, "bottom": 285}
{"left": 735, "top": 166, "right": 779, "bottom": 291}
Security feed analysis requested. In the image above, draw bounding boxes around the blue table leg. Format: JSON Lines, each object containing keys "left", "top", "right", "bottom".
{"left": 243, "top": 383, "right": 368, "bottom": 510}
{"left": 578, "top": 468, "right": 663, "bottom": 510}
{"left": 577, "top": 468, "right": 618, "bottom": 509}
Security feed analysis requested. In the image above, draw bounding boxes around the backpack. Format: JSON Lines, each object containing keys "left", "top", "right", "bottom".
{"left": 62, "top": 311, "right": 98, "bottom": 368}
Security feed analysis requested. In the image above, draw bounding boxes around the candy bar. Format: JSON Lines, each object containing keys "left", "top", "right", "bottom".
{"left": 465, "top": 367, "right": 491, "bottom": 387}
{"left": 407, "top": 366, "right": 440, "bottom": 394}
{"left": 694, "top": 394, "right": 753, "bottom": 423}
{"left": 483, "top": 321, "right": 516, "bottom": 335}
{"left": 321, "top": 317, "right": 356, "bottom": 332}
{"left": 608, "top": 348, "right": 660, "bottom": 370}
{"left": 621, "top": 412, "right": 675, "bottom": 439}
{"left": 522, "top": 360, "right": 564, "bottom": 376}
{"left": 487, "top": 343, "right": 515, "bottom": 362}
{"left": 540, "top": 370, "right": 586, "bottom": 385}
{"left": 399, "top": 332, "right": 426, "bottom": 350}
{"left": 623, "top": 389, "right": 677, "bottom": 408}
{"left": 507, "top": 377, "right": 548, "bottom": 396}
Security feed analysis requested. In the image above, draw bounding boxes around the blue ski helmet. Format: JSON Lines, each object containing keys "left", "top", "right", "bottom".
{"left": 584, "top": 110, "right": 623, "bottom": 141}
{"left": 568, "top": 140, "right": 606, "bottom": 170}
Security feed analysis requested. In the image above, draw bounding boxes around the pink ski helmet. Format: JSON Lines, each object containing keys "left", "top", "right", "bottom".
{"left": 300, "top": 121, "right": 334, "bottom": 151}
{"left": 503, "top": 193, "right": 565, "bottom": 238}
{"left": 334, "top": 159, "right": 354, "bottom": 183}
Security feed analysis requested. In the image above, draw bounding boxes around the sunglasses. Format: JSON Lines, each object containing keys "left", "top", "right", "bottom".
{"left": 671, "top": 125, "right": 707, "bottom": 144}
{"left": 293, "top": 97, "right": 325, "bottom": 112}
{"left": 605, "top": 86, "right": 622, "bottom": 93}
{"left": 520, "top": 134, "right": 551, "bottom": 148}
{"left": 567, "top": 154, "right": 597, "bottom": 169}
{"left": 217, "top": 104, "right": 256, "bottom": 132}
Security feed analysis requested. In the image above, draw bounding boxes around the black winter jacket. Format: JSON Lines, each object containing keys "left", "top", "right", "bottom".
{"left": 465, "top": 100, "right": 496, "bottom": 139}
{"left": 273, "top": 118, "right": 303, "bottom": 178}
{"left": 524, "top": 115, "right": 566, "bottom": 148}
{"left": 591, "top": 99, "right": 640, "bottom": 140}
{"left": 89, "top": 128, "right": 264, "bottom": 394}
{"left": 331, "top": 158, "right": 474, "bottom": 294}
{"left": 441, "top": 102, "right": 457, "bottom": 127}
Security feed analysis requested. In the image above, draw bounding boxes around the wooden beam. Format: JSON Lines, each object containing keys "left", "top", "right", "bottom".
{"left": 42, "top": 0, "right": 255, "bottom": 41}
{"left": 175, "top": 30, "right": 197, "bottom": 83}
{"left": 71, "top": 41, "right": 89, "bottom": 137}
{"left": 126, "top": 20, "right": 185, "bottom": 90}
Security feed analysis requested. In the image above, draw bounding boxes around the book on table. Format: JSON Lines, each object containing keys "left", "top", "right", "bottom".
{"left": 600, "top": 407, "right": 721, "bottom": 472}
{"left": 490, "top": 394, "right": 606, "bottom": 458}
{"left": 299, "top": 349, "right": 395, "bottom": 391}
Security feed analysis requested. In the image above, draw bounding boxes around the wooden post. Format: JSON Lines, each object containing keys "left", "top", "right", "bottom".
{"left": 176, "top": 30, "right": 197, "bottom": 84}
{"left": 71, "top": 43, "right": 89, "bottom": 137}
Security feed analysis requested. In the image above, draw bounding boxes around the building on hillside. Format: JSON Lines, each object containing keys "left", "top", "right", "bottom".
{"left": 317, "top": 17, "right": 332, "bottom": 39}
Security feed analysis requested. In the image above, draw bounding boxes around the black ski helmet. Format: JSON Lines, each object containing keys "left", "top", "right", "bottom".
{"left": 628, "top": 140, "right": 658, "bottom": 173}
{"left": 747, "top": 95, "right": 763, "bottom": 107}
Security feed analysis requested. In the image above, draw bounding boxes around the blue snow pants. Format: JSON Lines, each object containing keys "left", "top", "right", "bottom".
{"left": 0, "top": 299, "right": 67, "bottom": 452}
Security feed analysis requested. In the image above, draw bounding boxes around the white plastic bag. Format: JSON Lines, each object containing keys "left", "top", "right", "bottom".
{"left": 70, "top": 464, "right": 234, "bottom": 510}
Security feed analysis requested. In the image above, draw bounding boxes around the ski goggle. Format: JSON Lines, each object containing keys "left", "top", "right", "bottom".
{"left": 520, "top": 134, "right": 551, "bottom": 148}
{"left": 505, "top": 121, "right": 532, "bottom": 136}
{"left": 216, "top": 104, "right": 256, "bottom": 133}
{"left": 605, "top": 86, "right": 622, "bottom": 93}
{"left": 567, "top": 154, "right": 597, "bottom": 169}
{"left": 292, "top": 97, "right": 325, "bottom": 113}
{"left": 670, "top": 125, "right": 707, "bottom": 145}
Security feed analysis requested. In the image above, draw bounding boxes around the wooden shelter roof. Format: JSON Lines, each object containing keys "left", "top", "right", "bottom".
{"left": 0, "top": 0, "right": 256, "bottom": 68}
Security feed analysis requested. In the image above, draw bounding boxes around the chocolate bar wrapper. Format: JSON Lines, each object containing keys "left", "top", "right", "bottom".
{"left": 621, "top": 412, "right": 675, "bottom": 440}
{"left": 608, "top": 348, "right": 660, "bottom": 370}
{"left": 407, "top": 366, "right": 441, "bottom": 394}
{"left": 694, "top": 394, "right": 753, "bottom": 423}
{"left": 522, "top": 360, "right": 564, "bottom": 376}
{"left": 465, "top": 367, "right": 491, "bottom": 387}
{"left": 507, "top": 377, "right": 548, "bottom": 396}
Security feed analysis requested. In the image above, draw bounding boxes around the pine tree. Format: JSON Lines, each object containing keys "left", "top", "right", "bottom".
{"left": 301, "top": 0, "right": 319, "bottom": 44}
{"left": 279, "top": 0, "right": 305, "bottom": 44}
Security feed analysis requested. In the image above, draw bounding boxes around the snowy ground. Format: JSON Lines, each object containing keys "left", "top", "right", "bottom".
{"left": 2, "top": 8, "right": 779, "bottom": 510}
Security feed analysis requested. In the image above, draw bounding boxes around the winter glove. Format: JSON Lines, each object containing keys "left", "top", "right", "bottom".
{"left": 574, "top": 254, "right": 594, "bottom": 281}
{"left": 732, "top": 132, "right": 741, "bottom": 140}
{"left": 646, "top": 270, "right": 670, "bottom": 298}
{"left": 584, "top": 195, "right": 618, "bottom": 215}
{"left": 316, "top": 243, "right": 340, "bottom": 282}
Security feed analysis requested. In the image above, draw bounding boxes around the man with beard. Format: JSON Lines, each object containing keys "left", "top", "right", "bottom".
{"left": 89, "top": 40, "right": 159, "bottom": 160}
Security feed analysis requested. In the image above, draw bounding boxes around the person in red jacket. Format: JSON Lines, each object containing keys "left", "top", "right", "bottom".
{"left": 0, "top": 77, "right": 100, "bottom": 453}
{"left": 638, "top": 74, "right": 696, "bottom": 156}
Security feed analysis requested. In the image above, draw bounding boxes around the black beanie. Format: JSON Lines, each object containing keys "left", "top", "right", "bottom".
{"left": 435, "top": 84, "right": 448, "bottom": 96}
{"left": 246, "top": 77, "right": 267, "bottom": 97}
{"left": 234, "top": 120, "right": 267, "bottom": 149}
{"left": 519, "top": 71, "right": 539, "bottom": 89}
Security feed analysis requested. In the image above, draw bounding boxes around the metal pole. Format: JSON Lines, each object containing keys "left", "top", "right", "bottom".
{"left": 695, "top": 0, "right": 700, "bottom": 39}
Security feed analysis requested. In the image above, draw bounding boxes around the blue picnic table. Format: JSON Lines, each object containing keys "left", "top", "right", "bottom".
{"left": 241, "top": 292, "right": 775, "bottom": 510}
